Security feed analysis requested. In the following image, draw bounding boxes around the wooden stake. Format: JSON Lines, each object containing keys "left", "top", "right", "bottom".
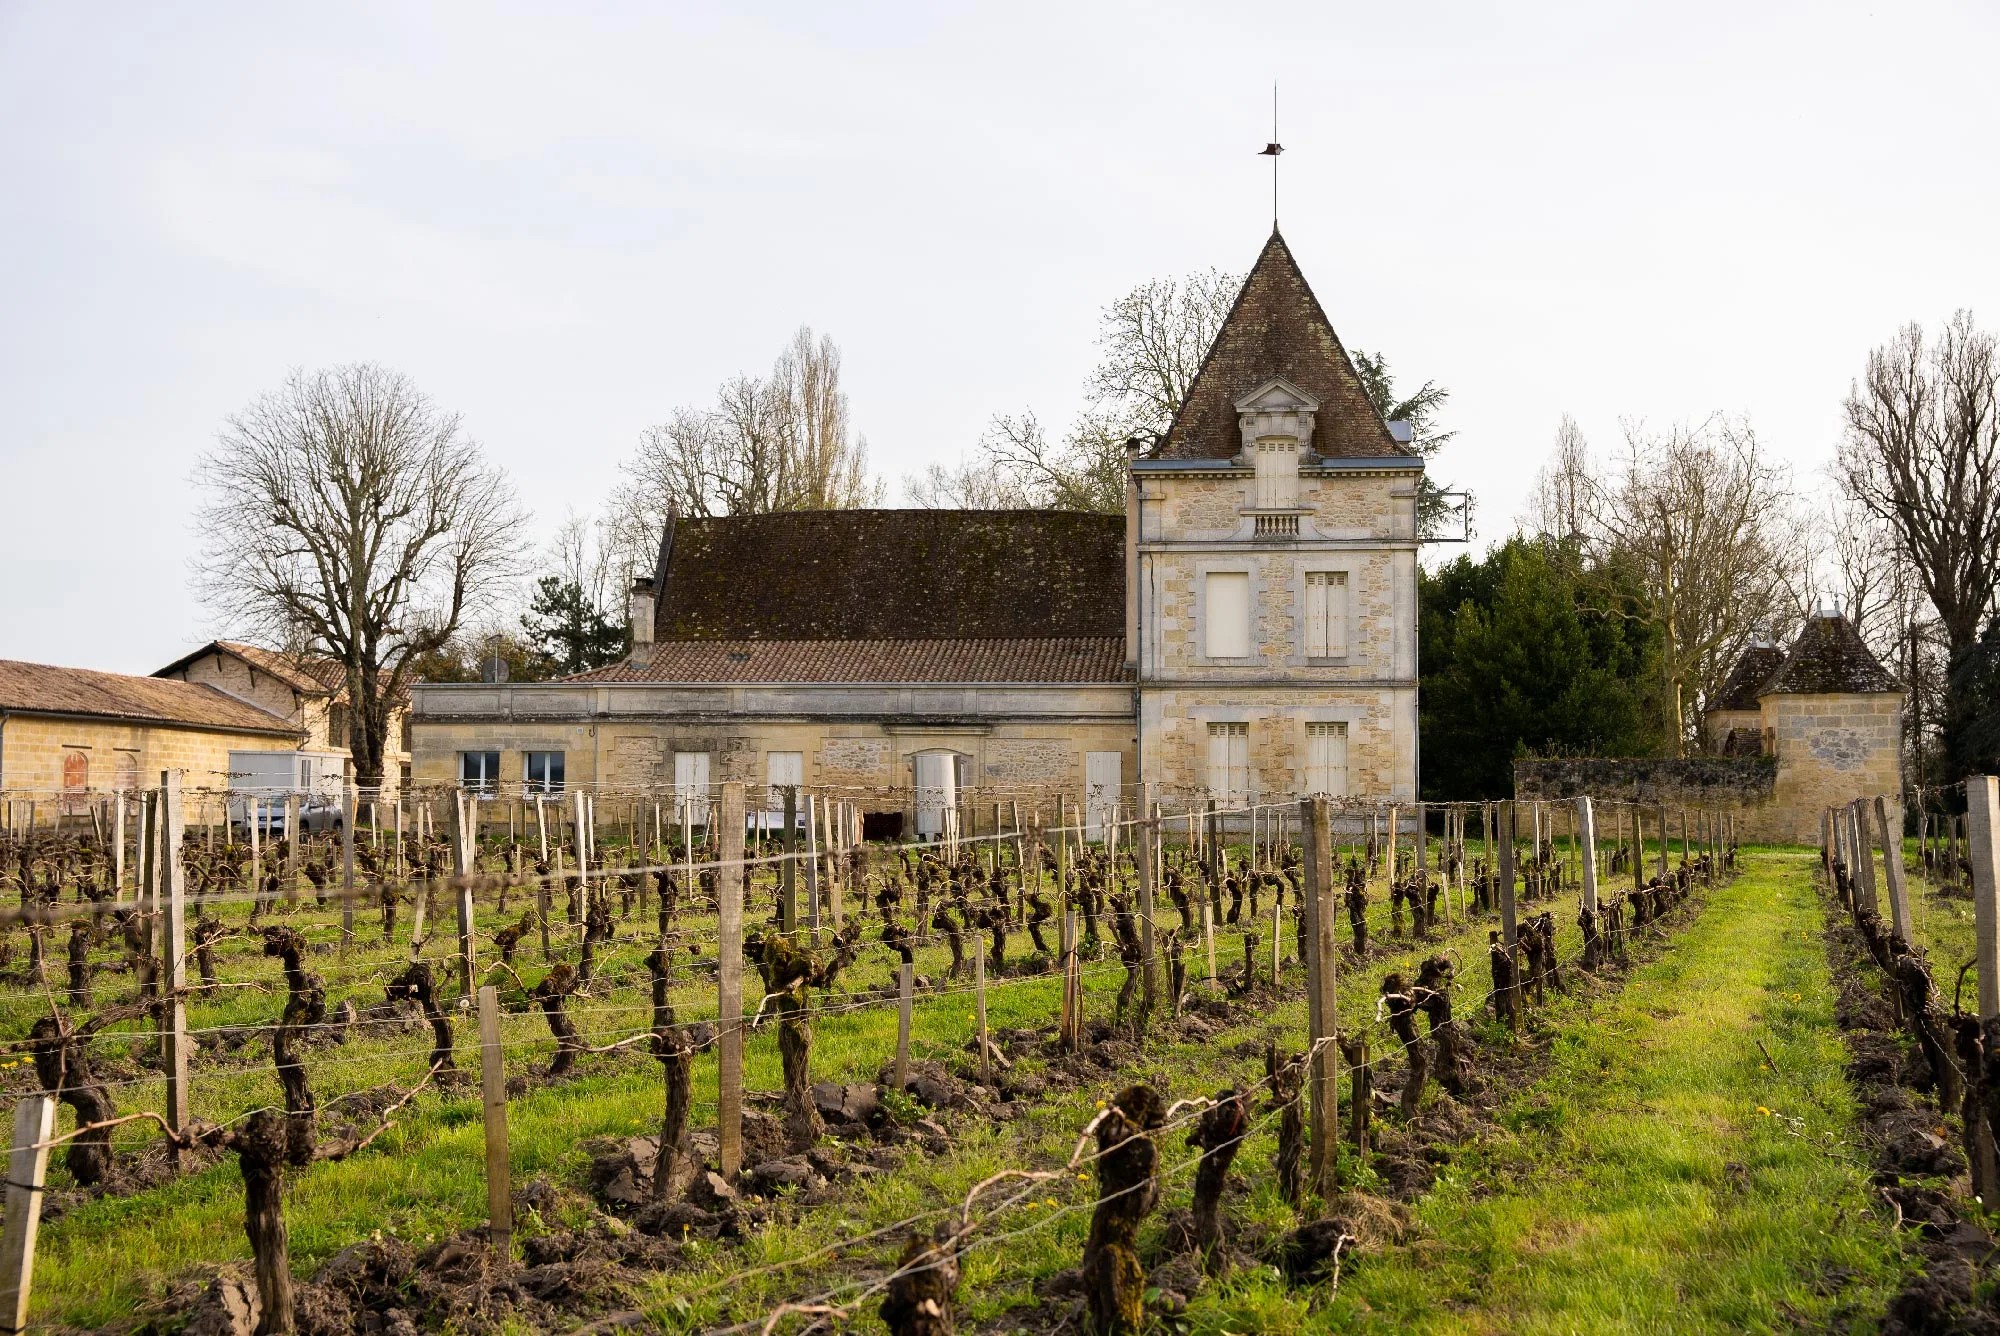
{"left": 1876, "top": 795, "right": 1910, "bottom": 945}
{"left": 1203, "top": 900, "right": 1217, "bottom": 985}
{"left": 0, "top": 1095, "right": 55, "bottom": 1336}
{"left": 159, "top": 772, "right": 190, "bottom": 1150}
{"left": 1135, "top": 804, "right": 1158, "bottom": 1029}
{"left": 1301, "top": 795, "right": 1339, "bottom": 1199}
{"left": 894, "top": 960, "right": 913, "bottom": 1091}
{"left": 1967, "top": 776, "right": 2000, "bottom": 1020}
{"left": 340, "top": 786, "right": 356, "bottom": 948}
{"left": 476, "top": 985, "right": 512, "bottom": 1254}
{"left": 780, "top": 786, "right": 798, "bottom": 936}
{"left": 717, "top": 782, "right": 746, "bottom": 1179}
{"left": 452, "top": 790, "right": 476, "bottom": 1001}
{"left": 1577, "top": 796, "right": 1598, "bottom": 916}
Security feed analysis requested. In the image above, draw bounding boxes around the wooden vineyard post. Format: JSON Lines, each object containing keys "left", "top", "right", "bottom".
{"left": 478, "top": 985, "right": 512, "bottom": 1254}
{"left": 1968, "top": 777, "right": 2000, "bottom": 1021}
{"left": 1301, "top": 795, "right": 1339, "bottom": 1199}
{"left": 894, "top": 959, "right": 914, "bottom": 1091}
{"left": 717, "top": 782, "right": 746, "bottom": 1179}
{"left": 1633, "top": 806, "right": 1646, "bottom": 894}
{"left": 340, "top": 785, "right": 356, "bottom": 949}
{"left": 112, "top": 791, "right": 126, "bottom": 902}
{"left": 283, "top": 793, "right": 299, "bottom": 906}
{"left": 1135, "top": 803, "right": 1159, "bottom": 1030}
{"left": 1851, "top": 799, "right": 1881, "bottom": 919}
{"left": 804, "top": 792, "right": 822, "bottom": 945}
{"left": 1203, "top": 901, "right": 1217, "bottom": 985}
{"left": 1578, "top": 796, "right": 1599, "bottom": 970}
{"left": 534, "top": 797, "right": 548, "bottom": 863}
{"left": 1387, "top": 803, "right": 1399, "bottom": 884}
{"left": 0, "top": 1094, "right": 56, "bottom": 1336}
{"left": 974, "top": 939, "right": 991, "bottom": 1086}
{"left": 159, "top": 772, "right": 191, "bottom": 1152}
{"left": 780, "top": 786, "right": 798, "bottom": 936}
{"left": 1497, "top": 801, "right": 1521, "bottom": 1030}
{"left": 452, "top": 790, "right": 476, "bottom": 1002}
{"left": 1876, "top": 795, "right": 1911, "bottom": 946}
{"left": 1271, "top": 875, "right": 1282, "bottom": 983}
{"left": 1654, "top": 805, "right": 1669, "bottom": 880}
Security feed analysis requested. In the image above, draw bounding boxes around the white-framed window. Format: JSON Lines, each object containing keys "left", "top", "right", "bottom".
{"left": 1306, "top": 722, "right": 1348, "bottom": 797}
{"left": 1204, "top": 571, "right": 1251, "bottom": 659}
{"left": 1207, "top": 722, "right": 1249, "bottom": 804}
{"left": 1254, "top": 440, "right": 1297, "bottom": 509}
{"left": 459, "top": 751, "right": 501, "bottom": 795}
{"left": 524, "top": 751, "right": 565, "bottom": 794}
{"left": 1304, "top": 570, "right": 1348, "bottom": 658}
{"left": 673, "top": 751, "right": 711, "bottom": 824}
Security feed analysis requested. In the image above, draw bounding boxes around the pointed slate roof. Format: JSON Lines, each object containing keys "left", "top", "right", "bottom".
{"left": 1150, "top": 229, "right": 1419, "bottom": 463}
{"left": 1762, "top": 614, "right": 1900, "bottom": 696}
{"left": 1709, "top": 643, "right": 1787, "bottom": 712}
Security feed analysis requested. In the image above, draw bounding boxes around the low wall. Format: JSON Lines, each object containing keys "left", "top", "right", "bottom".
{"left": 1512, "top": 755, "right": 1829, "bottom": 844}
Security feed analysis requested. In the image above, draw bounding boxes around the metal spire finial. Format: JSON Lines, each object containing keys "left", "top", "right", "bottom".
{"left": 1258, "top": 81, "right": 1284, "bottom": 228}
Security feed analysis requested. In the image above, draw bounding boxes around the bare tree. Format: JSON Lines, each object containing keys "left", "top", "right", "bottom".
{"left": 1550, "top": 416, "right": 1801, "bottom": 753}
{"left": 1084, "top": 268, "right": 1242, "bottom": 430}
{"left": 1525, "top": 414, "right": 1591, "bottom": 541}
{"left": 1839, "top": 311, "right": 2000, "bottom": 779}
{"left": 194, "top": 364, "right": 522, "bottom": 788}
{"left": 610, "top": 327, "right": 884, "bottom": 567}
{"left": 904, "top": 455, "right": 1035, "bottom": 510}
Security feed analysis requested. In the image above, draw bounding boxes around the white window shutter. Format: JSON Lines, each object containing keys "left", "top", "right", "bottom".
{"left": 1305, "top": 574, "right": 1327, "bottom": 657}
{"left": 1206, "top": 572, "right": 1251, "bottom": 659}
{"left": 1328, "top": 573, "right": 1348, "bottom": 657}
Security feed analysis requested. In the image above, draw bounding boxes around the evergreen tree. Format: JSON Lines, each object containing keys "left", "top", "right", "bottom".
{"left": 1420, "top": 538, "right": 1662, "bottom": 798}
{"left": 521, "top": 576, "right": 629, "bottom": 676}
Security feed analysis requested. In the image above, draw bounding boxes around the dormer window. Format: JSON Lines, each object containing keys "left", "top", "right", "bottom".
{"left": 1254, "top": 441, "right": 1298, "bottom": 509}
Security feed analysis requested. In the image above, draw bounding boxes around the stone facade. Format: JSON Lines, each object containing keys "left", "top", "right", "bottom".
{"left": 409, "top": 226, "right": 1423, "bottom": 814}
{"left": 0, "top": 713, "right": 280, "bottom": 800}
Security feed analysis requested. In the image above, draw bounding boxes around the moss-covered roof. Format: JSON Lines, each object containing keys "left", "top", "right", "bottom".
{"left": 1150, "top": 229, "right": 1418, "bottom": 463}
{"left": 1761, "top": 614, "right": 1900, "bottom": 696}
{"left": 651, "top": 510, "right": 1125, "bottom": 642}
{"left": 1710, "top": 644, "right": 1787, "bottom": 712}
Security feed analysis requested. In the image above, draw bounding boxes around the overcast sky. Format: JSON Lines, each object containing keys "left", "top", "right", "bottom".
{"left": 4, "top": 1, "right": 1997, "bottom": 674}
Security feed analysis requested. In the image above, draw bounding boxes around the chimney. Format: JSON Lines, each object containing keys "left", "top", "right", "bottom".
{"left": 629, "top": 576, "right": 657, "bottom": 665}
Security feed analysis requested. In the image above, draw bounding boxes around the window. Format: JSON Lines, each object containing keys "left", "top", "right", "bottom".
{"left": 328, "top": 703, "right": 350, "bottom": 751}
{"left": 674, "top": 751, "right": 711, "bottom": 824}
{"left": 1304, "top": 571, "right": 1348, "bottom": 657}
{"left": 525, "top": 751, "right": 565, "bottom": 794}
{"left": 1207, "top": 723, "right": 1249, "bottom": 804}
{"left": 1306, "top": 722, "right": 1348, "bottom": 797}
{"left": 459, "top": 751, "right": 500, "bottom": 794}
{"left": 1254, "top": 441, "right": 1297, "bottom": 509}
{"left": 1205, "top": 571, "right": 1251, "bottom": 659}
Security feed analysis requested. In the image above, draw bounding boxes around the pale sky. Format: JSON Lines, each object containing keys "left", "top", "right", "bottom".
{"left": 4, "top": 1, "right": 1997, "bottom": 674}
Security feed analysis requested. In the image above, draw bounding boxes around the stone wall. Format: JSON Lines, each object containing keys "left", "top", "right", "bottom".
{"left": 0, "top": 713, "right": 287, "bottom": 817}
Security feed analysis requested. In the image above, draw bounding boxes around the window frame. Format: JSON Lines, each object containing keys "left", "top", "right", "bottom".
{"left": 459, "top": 750, "right": 502, "bottom": 795}
{"left": 1206, "top": 721, "right": 1250, "bottom": 805}
{"left": 524, "top": 750, "right": 566, "bottom": 795}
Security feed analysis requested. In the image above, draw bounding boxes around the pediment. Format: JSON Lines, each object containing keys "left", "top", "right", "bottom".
{"left": 1233, "top": 376, "right": 1320, "bottom": 414}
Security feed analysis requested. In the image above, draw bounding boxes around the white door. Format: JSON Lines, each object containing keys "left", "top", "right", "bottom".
{"left": 913, "top": 752, "right": 956, "bottom": 838}
{"left": 1085, "top": 751, "right": 1122, "bottom": 842}
{"left": 766, "top": 751, "right": 803, "bottom": 831}
{"left": 673, "top": 751, "right": 711, "bottom": 825}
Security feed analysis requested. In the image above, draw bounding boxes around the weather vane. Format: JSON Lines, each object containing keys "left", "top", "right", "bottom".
{"left": 1258, "top": 81, "right": 1283, "bottom": 228}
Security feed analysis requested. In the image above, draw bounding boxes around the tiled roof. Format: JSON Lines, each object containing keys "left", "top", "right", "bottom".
{"left": 571, "top": 637, "right": 1131, "bottom": 685}
{"left": 1150, "top": 229, "right": 1419, "bottom": 463}
{"left": 1709, "top": 644, "right": 1787, "bottom": 712}
{"left": 155, "top": 641, "right": 407, "bottom": 704}
{"left": 1762, "top": 614, "right": 1900, "bottom": 695}
{"left": 650, "top": 510, "right": 1125, "bottom": 642}
{"left": 0, "top": 659, "right": 300, "bottom": 734}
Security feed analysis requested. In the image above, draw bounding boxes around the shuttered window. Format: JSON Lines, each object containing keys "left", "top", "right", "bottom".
{"left": 1304, "top": 571, "right": 1348, "bottom": 658}
{"left": 1205, "top": 571, "right": 1251, "bottom": 659}
{"left": 1254, "top": 441, "right": 1297, "bottom": 509}
{"left": 1306, "top": 722, "right": 1348, "bottom": 797}
{"left": 1207, "top": 722, "right": 1249, "bottom": 804}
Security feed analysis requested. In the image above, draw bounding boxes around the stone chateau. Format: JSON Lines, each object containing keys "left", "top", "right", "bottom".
{"left": 410, "top": 228, "right": 1424, "bottom": 831}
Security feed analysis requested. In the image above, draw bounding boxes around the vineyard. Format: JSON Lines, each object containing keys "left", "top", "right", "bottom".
{"left": 0, "top": 780, "right": 1995, "bottom": 1335}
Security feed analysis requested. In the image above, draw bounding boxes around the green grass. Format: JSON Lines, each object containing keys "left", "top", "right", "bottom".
{"left": 1196, "top": 848, "right": 1911, "bottom": 1334}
